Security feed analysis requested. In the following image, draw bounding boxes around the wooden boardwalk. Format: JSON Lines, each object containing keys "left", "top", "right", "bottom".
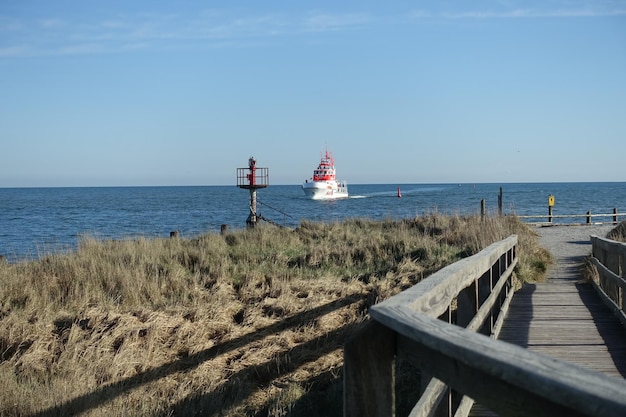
{"left": 472, "top": 224, "right": 626, "bottom": 416}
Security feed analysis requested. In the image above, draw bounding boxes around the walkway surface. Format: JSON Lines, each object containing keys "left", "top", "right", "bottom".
{"left": 472, "top": 224, "right": 626, "bottom": 417}
{"left": 499, "top": 224, "right": 626, "bottom": 378}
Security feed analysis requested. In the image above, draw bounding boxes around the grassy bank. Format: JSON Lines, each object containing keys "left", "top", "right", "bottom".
{"left": 0, "top": 214, "right": 549, "bottom": 417}
{"left": 607, "top": 221, "right": 626, "bottom": 242}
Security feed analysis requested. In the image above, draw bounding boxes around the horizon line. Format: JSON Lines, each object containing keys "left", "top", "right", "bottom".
{"left": 2, "top": 180, "right": 625, "bottom": 189}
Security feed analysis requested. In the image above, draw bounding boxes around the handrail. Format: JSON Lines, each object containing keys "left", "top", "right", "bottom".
{"left": 517, "top": 210, "right": 623, "bottom": 225}
{"left": 518, "top": 212, "right": 626, "bottom": 219}
{"left": 591, "top": 235, "right": 626, "bottom": 327}
{"left": 344, "top": 235, "right": 626, "bottom": 417}
{"left": 345, "top": 235, "right": 518, "bottom": 416}
{"left": 370, "top": 307, "right": 626, "bottom": 417}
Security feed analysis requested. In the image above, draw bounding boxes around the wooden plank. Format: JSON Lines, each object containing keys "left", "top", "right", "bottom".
{"left": 369, "top": 305, "right": 626, "bottom": 417}
{"left": 497, "top": 234, "right": 626, "bottom": 381}
{"left": 592, "top": 257, "right": 626, "bottom": 296}
{"left": 518, "top": 213, "right": 626, "bottom": 219}
{"left": 415, "top": 272, "right": 516, "bottom": 417}
{"left": 588, "top": 264, "right": 626, "bottom": 328}
{"left": 466, "top": 260, "right": 517, "bottom": 333}
{"left": 592, "top": 235, "right": 626, "bottom": 260}
{"left": 492, "top": 277, "right": 515, "bottom": 338}
{"left": 377, "top": 236, "right": 517, "bottom": 319}
{"left": 409, "top": 377, "right": 447, "bottom": 417}
{"left": 343, "top": 230, "right": 626, "bottom": 417}
{"left": 472, "top": 228, "right": 626, "bottom": 416}
{"left": 363, "top": 236, "right": 518, "bottom": 416}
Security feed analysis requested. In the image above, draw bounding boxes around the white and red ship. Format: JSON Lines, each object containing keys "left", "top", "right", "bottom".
{"left": 302, "top": 148, "right": 349, "bottom": 200}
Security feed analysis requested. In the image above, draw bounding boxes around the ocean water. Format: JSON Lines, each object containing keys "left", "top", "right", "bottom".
{"left": 1, "top": 182, "right": 625, "bottom": 261}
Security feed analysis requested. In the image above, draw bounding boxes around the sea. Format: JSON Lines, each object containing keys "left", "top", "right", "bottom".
{"left": 1, "top": 182, "right": 625, "bottom": 262}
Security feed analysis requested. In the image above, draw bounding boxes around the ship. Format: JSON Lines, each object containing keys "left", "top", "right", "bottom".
{"left": 302, "top": 148, "right": 349, "bottom": 200}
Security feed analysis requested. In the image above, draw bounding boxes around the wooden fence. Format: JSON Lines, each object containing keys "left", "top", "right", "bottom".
{"left": 591, "top": 235, "right": 626, "bottom": 327}
{"left": 344, "top": 235, "right": 626, "bottom": 417}
{"left": 516, "top": 208, "right": 624, "bottom": 225}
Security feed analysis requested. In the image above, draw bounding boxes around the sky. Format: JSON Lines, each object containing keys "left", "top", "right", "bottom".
{"left": 1, "top": 0, "right": 625, "bottom": 187}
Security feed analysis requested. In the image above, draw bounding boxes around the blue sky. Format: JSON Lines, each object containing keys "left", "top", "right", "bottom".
{"left": 1, "top": 1, "right": 625, "bottom": 187}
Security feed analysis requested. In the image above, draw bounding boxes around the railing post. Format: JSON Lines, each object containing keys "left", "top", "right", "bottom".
{"left": 587, "top": 211, "right": 591, "bottom": 224}
{"left": 481, "top": 199, "right": 486, "bottom": 220}
{"left": 438, "top": 307, "right": 453, "bottom": 417}
{"left": 548, "top": 206, "right": 553, "bottom": 223}
{"left": 614, "top": 208, "right": 618, "bottom": 225}
{"left": 344, "top": 321, "right": 396, "bottom": 417}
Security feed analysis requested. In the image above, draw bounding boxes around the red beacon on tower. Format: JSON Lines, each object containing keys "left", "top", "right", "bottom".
{"left": 237, "top": 157, "right": 269, "bottom": 227}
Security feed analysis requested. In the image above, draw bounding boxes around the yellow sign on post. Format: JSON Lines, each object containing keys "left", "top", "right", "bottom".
{"left": 548, "top": 195, "right": 555, "bottom": 207}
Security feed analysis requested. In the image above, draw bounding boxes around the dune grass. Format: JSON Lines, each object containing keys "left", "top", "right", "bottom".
{"left": 607, "top": 220, "right": 626, "bottom": 243}
{"left": 0, "top": 214, "right": 549, "bottom": 417}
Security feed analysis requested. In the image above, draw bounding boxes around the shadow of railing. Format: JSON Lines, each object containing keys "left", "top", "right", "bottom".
{"left": 585, "top": 235, "right": 626, "bottom": 377}
{"left": 577, "top": 281, "right": 626, "bottom": 378}
{"left": 168, "top": 322, "right": 360, "bottom": 416}
{"left": 28, "top": 294, "right": 365, "bottom": 417}
{"left": 498, "top": 282, "right": 535, "bottom": 348}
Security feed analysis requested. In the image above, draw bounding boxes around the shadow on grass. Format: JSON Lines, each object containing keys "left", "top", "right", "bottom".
{"left": 251, "top": 367, "right": 344, "bottom": 417}
{"left": 28, "top": 294, "right": 366, "bottom": 417}
{"left": 168, "top": 322, "right": 359, "bottom": 417}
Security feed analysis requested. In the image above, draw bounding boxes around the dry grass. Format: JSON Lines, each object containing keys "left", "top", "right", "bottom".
{"left": 0, "top": 214, "right": 549, "bottom": 417}
{"left": 607, "top": 220, "right": 626, "bottom": 243}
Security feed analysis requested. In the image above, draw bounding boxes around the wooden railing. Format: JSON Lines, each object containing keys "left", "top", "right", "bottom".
{"left": 517, "top": 209, "right": 624, "bottom": 225}
{"left": 344, "top": 235, "right": 626, "bottom": 417}
{"left": 591, "top": 235, "right": 626, "bottom": 327}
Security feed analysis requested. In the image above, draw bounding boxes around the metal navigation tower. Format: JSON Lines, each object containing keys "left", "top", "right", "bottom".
{"left": 237, "top": 157, "right": 269, "bottom": 227}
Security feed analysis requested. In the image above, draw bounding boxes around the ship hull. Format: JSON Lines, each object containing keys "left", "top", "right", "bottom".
{"left": 302, "top": 181, "right": 349, "bottom": 200}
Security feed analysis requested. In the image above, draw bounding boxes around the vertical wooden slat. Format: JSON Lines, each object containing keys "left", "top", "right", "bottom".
{"left": 489, "top": 263, "right": 498, "bottom": 333}
{"left": 606, "top": 251, "right": 620, "bottom": 277}
{"left": 457, "top": 282, "right": 478, "bottom": 328}
{"left": 478, "top": 271, "right": 491, "bottom": 336}
{"left": 346, "top": 235, "right": 518, "bottom": 416}
{"left": 621, "top": 251, "right": 626, "bottom": 312}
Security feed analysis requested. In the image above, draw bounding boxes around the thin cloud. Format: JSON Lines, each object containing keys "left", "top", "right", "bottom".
{"left": 0, "top": 45, "right": 27, "bottom": 58}
{"left": 304, "top": 12, "right": 371, "bottom": 32}
{"left": 437, "top": 7, "right": 626, "bottom": 19}
{"left": 0, "top": 16, "right": 22, "bottom": 31}
{"left": 38, "top": 18, "right": 66, "bottom": 29}
{"left": 2, "top": 4, "right": 624, "bottom": 58}
{"left": 406, "top": 0, "right": 626, "bottom": 21}
{"left": 409, "top": 10, "right": 433, "bottom": 19}
{"left": 0, "top": 10, "right": 373, "bottom": 58}
{"left": 56, "top": 42, "right": 106, "bottom": 56}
